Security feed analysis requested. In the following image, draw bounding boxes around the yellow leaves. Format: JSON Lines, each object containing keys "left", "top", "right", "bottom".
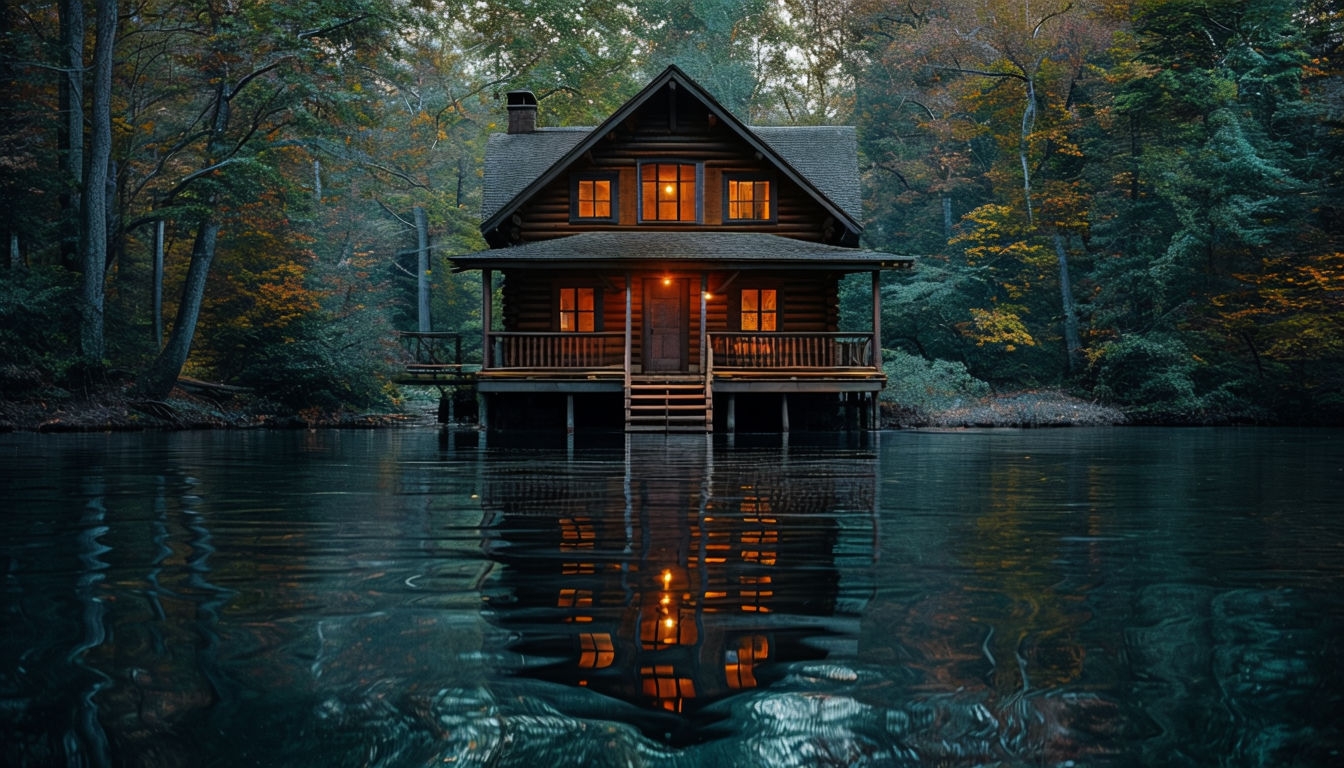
{"left": 962, "top": 306, "right": 1038, "bottom": 351}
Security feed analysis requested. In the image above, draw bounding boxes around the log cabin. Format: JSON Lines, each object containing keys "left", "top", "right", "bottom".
{"left": 452, "top": 65, "right": 913, "bottom": 432}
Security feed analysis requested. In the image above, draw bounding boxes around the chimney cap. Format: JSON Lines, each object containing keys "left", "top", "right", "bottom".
{"left": 506, "top": 90, "right": 538, "bottom": 134}
{"left": 507, "top": 90, "right": 537, "bottom": 108}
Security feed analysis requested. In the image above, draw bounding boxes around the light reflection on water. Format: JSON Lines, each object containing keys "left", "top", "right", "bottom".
{"left": 0, "top": 428, "right": 1340, "bottom": 767}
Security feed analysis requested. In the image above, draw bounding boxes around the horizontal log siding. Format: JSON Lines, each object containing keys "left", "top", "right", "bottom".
{"left": 779, "top": 273, "right": 840, "bottom": 333}
{"left": 511, "top": 89, "right": 834, "bottom": 242}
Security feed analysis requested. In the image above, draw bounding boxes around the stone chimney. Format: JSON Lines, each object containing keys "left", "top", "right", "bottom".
{"left": 507, "top": 90, "right": 538, "bottom": 134}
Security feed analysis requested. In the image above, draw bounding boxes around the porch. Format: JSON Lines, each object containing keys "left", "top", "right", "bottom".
{"left": 474, "top": 330, "right": 884, "bottom": 432}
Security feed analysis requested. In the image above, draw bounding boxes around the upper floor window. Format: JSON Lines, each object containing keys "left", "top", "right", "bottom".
{"left": 640, "top": 162, "right": 699, "bottom": 222}
{"left": 558, "top": 287, "right": 597, "bottom": 332}
{"left": 740, "top": 288, "right": 777, "bottom": 331}
{"left": 571, "top": 174, "right": 617, "bottom": 222}
{"left": 725, "top": 176, "right": 773, "bottom": 222}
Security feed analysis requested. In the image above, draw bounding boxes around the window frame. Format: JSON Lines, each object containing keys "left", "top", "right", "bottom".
{"left": 736, "top": 286, "right": 780, "bottom": 332}
{"left": 722, "top": 174, "right": 776, "bottom": 224}
{"left": 569, "top": 173, "right": 619, "bottom": 223}
{"left": 637, "top": 161, "right": 702, "bottom": 224}
{"left": 556, "top": 285, "right": 601, "bottom": 333}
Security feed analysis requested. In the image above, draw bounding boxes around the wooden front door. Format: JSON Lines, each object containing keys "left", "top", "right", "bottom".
{"left": 643, "top": 278, "right": 687, "bottom": 372}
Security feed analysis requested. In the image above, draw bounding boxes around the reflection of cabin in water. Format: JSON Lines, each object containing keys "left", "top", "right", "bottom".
{"left": 450, "top": 65, "right": 912, "bottom": 433}
{"left": 477, "top": 440, "right": 876, "bottom": 725}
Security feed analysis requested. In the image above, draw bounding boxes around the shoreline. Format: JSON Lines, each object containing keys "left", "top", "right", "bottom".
{"left": 5, "top": 386, "right": 1131, "bottom": 433}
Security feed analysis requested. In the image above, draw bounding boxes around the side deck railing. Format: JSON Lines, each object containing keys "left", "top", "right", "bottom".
{"left": 488, "top": 332, "right": 626, "bottom": 370}
{"left": 709, "top": 332, "right": 875, "bottom": 369}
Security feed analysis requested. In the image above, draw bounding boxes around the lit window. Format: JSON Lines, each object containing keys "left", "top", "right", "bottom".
{"left": 640, "top": 163, "right": 698, "bottom": 222}
{"left": 726, "top": 178, "right": 772, "bottom": 221}
{"left": 558, "top": 288, "right": 596, "bottom": 332}
{"left": 740, "top": 288, "right": 777, "bottom": 332}
{"left": 572, "top": 176, "right": 615, "bottom": 221}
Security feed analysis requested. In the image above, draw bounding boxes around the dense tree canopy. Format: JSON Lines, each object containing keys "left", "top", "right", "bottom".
{"left": 1, "top": 0, "right": 1340, "bottom": 422}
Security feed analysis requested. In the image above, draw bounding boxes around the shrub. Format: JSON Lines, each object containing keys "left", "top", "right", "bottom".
{"left": 881, "top": 349, "right": 991, "bottom": 423}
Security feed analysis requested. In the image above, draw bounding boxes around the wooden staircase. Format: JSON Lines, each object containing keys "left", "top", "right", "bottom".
{"left": 626, "top": 374, "right": 712, "bottom": 432}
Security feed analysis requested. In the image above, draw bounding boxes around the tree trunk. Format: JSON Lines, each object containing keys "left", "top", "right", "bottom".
{"left": 415, "top": 205, "right": 430, "bottom": 333}
{"left": 1053, "top": 231, "right": 1083, "bottom": 374}
{"left": 79, "top": 0, "right": 117, "bottom": 362}
{"left": 58, "top": 0, "right": 84, "bottom": 271}
{"left": 1020, "top": 76, "right": 1037, "bottom": 226}
{"left": 138, "top": 217, "right": 219, "bottom": 398}
{"left": 152, "top": 220, "right": 164, "bottom": 348}
{"left": 138, "top": 72, "right": 233, "bottom": 397}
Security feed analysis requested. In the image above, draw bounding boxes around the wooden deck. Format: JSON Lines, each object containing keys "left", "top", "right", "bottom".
{"left": 394, "top": 331, "right": 884, "bottom": 431}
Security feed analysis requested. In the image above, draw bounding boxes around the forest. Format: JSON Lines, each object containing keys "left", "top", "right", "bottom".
{"left": 2, "top": 0, "right": 1341, "bottom": 426}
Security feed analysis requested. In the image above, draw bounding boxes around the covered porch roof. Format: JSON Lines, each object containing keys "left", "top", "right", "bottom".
{"left": 451, "top": 231, "right": 914, "bottom": 273}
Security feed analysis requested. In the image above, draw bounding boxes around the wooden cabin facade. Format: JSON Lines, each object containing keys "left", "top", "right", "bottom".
{"left": 452, "top": 66, "right": 912, "bottom": 432}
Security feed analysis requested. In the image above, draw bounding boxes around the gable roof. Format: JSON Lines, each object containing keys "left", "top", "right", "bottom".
{"left": 479, "top": 65, "right": 863, "bottom": 237}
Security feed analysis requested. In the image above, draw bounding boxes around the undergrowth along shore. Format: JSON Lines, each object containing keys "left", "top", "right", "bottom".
{"left": 1, "top": 384, "right": 1127, "bottom": 433}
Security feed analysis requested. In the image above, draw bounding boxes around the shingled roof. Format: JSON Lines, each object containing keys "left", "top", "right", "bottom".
{"left": 478, "top": 65, "right": 864, "bottom": 237}
{"left": 452, "top": 232, "right": 912, "bottom": 272}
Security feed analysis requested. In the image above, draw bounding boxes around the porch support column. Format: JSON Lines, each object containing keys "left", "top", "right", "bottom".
{"left": 781, "top": 393, "right": 790, "bottom": 433}
{"left": 871, "top": 270, "right": 882, "bottom": 368}
{"left": 727, "top": 394, "right": 736, "bottom": 434}
{"left": 482, "top": 268, "right": 493, "bottom": 369}
{"left": 699, "top": 273, "right": 708, "bottom": 374}
{"left": 566, "top": 394, "right": 575, "bottom": 434}
{"left": 624, "top": 272, "right": 633, "bottom": 374}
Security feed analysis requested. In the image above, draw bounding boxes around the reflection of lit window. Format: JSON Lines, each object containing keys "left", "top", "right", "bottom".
{"left": 557, "top": 588, "right": 593, "bottom": 608}
{"left": 740, "top": 574, "right": 773, "bottom": 612}
{"left": 640, "top": 605, "right": 698, "bottom": 647}
{"left": 725, "top": 635, "right": 770, "bottom": 689}
{"left": 741, "top": 504, "right": 778, "bottom": 566}
{"left": 740, "top": 289, "right": 777, "bottom": 331}
{"left": 641, "top": 664, "right": 696, "bottom": 712}
{"left": 558, "top": 288, "right": 596, "bottom": 333}
{"left": 579, "top": 633, "right": 614, "bottom": 669}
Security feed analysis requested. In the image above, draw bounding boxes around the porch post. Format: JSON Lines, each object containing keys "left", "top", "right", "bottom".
{"left": 624, "top": 272, "right": 633, "bottom": 374}
{"left": 780, "top": 393, "right": 790, "bottom": 433}
{"left": 699, "top": 273, "right": 708, "bottom": 373}
{"left": 871, "top": 270, "right": 882, "bottom": 368}
{"left": 482, "top": 268, "right": 493, "bottom": 369}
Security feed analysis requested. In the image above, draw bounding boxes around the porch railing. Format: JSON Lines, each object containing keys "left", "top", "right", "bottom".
{"left": 398, "top": 331, "right": 477, "bottom": 367}
{"left": 709, "top": 332, "right": 875, "bottom": 369}
{"left": 488, "top": 332, "right": 625, "bottom": 369}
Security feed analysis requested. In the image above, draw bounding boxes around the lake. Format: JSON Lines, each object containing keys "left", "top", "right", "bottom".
{"left": 1, "top": 427, "right": 1340, "bottom": 767}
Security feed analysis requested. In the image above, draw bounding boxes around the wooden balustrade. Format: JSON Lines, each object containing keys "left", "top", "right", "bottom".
{"left": 709, "top": 333, "right": 873, "bottom": 369}
{"left": 490, "top": 332, "right": 625, "bottom": 369}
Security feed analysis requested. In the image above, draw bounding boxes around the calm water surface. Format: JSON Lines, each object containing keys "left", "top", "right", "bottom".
{"left": 1, "top": 428, "right": 1340, "bottom": 767}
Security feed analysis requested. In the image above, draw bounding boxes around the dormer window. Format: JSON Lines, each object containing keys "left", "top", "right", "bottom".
{"left": 640, "top": 162, "right": 699, "bottom": 222}
{"left": 725, "top": 176, "right": 773, "bottom": 222}
{"left": 571, "top": 174, "right": 617, "bottom": 222}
